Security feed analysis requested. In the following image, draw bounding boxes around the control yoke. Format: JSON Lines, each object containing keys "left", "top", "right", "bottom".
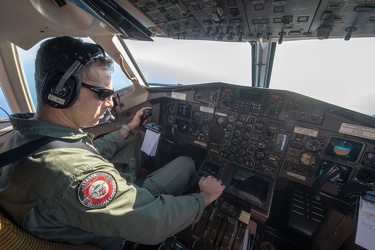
{"left": 312, "top": 166, "right": 341, "bottom": 196}
{"left": 140, "top": 109, "right": 152, "bottom": 128}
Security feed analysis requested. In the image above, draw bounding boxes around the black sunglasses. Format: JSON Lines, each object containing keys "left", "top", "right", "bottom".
{"left": 81, "top": 82, "right": 114, "bottom": 101}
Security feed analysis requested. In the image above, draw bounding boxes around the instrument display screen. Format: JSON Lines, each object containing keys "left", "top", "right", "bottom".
{"left": 177, "top": 103, "right": 192, "bottom": 118}
{"left": 226, "top": 167, "right": 272, "bottom": 212}
{"left": 324, "top": 137, "right": 364, "bottom": 163}
{"left": 239, "top": 89, "right": 261, "bottom": 101}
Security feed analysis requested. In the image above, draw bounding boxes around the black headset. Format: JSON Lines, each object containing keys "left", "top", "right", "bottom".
{"left": 41, "top": 43, "right": 106, "bottom": 109}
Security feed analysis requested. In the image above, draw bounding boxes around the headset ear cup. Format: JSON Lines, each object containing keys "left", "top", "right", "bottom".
{"left": 41, "top": 68, "right": 81, "bottom": 109}
{"left": 64, "top": 74, "right": 81, "bottom": 108}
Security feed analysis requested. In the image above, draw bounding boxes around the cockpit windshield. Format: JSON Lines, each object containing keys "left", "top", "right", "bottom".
{"left": 124, "top": 37, "right": 252, "bottom": 86}
{"left": 124, "top": 37, "right": 375, "bottom": 116}
{"left": 270, "top": 37, "right": 375, "bottom": 116}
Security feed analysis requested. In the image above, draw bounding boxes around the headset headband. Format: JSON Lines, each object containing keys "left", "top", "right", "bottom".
{"left": 53, "top": 43, "right": 106, "bottom": 95}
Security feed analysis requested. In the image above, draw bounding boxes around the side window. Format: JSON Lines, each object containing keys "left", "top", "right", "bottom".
{"left": 16, "top": 37, "right": 133, "bottom": 109}
{"left": 0, "top": 85, "right": 11, "bottom": 120}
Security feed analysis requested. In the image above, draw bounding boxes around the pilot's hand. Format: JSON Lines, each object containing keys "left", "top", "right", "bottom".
{"left": 127, "top": 107, "right": 152, "bottom": 129}
{"left": 198, "top": 176, "right": 225, "bottom": 207}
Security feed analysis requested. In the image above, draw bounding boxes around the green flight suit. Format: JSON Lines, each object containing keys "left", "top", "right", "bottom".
{"left": 0, "top": 113, "right": 204, "bottom": 250}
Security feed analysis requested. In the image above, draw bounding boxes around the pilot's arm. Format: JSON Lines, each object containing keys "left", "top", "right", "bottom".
{"left": 54, "top": 163, "right": 206, "bottom": 246}
{"left": 93, "top": 107, "right": 151, "bottom": 159}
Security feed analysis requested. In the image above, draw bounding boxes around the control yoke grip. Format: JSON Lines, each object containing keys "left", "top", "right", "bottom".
{"left": 140, "top": 109, "right": 152, "bottom": 127}
{"left": 312, "top": 166, "right": 341, "bottom": 195}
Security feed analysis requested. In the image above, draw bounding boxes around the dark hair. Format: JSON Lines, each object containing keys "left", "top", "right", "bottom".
{"left": 34, "top": 36, "right": 113, "bottom": 104}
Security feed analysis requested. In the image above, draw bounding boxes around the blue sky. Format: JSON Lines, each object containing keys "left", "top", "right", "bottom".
{"left": 0, "top": 90, "right": 11, "bottom": 117}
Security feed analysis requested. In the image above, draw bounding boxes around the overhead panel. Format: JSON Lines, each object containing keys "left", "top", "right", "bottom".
{"left": 127, "top": 0, "right": 375, "bottom": 42}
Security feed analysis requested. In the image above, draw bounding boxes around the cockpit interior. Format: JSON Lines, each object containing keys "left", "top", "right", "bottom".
{"left": 136, "top": 82, "right": 375, "bottom": 250}
{"left": 0, "top": 0, "right": 375, "bottom": 249}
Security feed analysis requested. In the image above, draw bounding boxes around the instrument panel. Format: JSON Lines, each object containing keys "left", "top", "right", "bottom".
{"left": 149, "top": 83, "right": 375, "bottom": 215}
{"left": 159, "top": 101, "right": 215, "bottom": 147}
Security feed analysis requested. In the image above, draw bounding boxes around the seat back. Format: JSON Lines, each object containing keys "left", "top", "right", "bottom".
{"left": 0, "top": 209, "right": 101, "bottom": 250}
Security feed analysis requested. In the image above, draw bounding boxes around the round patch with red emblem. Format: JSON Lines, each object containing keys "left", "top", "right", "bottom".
{"left": 78, "top": 172, "right": 117, "bottom": 208}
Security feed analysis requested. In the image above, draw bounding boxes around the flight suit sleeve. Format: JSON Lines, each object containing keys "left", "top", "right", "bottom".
{"left": 53, "top": 163, "right": 205, "bottom": 245}
{"left": 93, "top": 130, "right": 130, "bottom": 159}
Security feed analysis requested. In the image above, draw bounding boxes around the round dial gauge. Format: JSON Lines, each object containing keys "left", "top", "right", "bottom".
{"left": 255, "top": 121, "right": 265, "bottom": 130}
{"left": 216, "top": 116, "right": 225, "bottom": 125}
{"left": 235, "top": 121, "right": 243, "bottom": 128}
{"left": 300, "top": 152, "right": 318, "bottom": 166}
{"left": 362, "top": 151, "right": 375, "bottom": 168}
{"left": 168, "top": 105, "right": 175, "bottom": 114}
{"left": 227, "top": 115, "right": 235, "bottom": 123}
{"left": 190, "top": 123, "right": 198, "bottom": 131}
{"left": 167, "top": 115, "right": 174, "bottom": 124}
{"left": 226, "top": 124, "right": 233, "bottom": 131}
{"left": 305, "top": 138, "right": 322, "bottom": 152}
{"left": 224, "top": 132, "right": 231, "bottom": 139}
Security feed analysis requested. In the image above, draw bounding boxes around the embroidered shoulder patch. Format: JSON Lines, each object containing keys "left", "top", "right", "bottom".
{"left": 78, "top": 172, "right": 117, "bottom": 208}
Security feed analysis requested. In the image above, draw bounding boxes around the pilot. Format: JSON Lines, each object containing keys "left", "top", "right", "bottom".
{"left": 0, "top": 36, "right": 224, "bottom": 250}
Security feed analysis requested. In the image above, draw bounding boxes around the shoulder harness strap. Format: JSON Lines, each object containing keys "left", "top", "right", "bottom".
{"left": 0, "top": 137, "right": 98, "bottom": 168}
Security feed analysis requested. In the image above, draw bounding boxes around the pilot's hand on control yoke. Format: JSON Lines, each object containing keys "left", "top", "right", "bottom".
{"left": 199, "top": 176, "right": 225, "bottom": 207}
{"left": 127, "top": 107, "right": 152, "bottom": 129}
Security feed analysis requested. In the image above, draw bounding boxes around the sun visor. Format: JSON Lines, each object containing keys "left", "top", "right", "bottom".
{"left": 71, "top": 0, "right": 153, "bottom": 41}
